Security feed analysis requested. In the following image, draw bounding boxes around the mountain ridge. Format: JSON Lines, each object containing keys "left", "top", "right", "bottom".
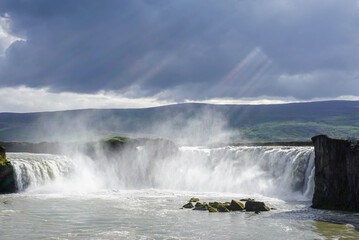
{"left": 1, "top": 100, "right": 359, "bottom": 143}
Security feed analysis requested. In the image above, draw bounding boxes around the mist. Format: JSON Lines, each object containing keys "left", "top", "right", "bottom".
{"left": 27, "top": 105, "right": 242, "bottom": 146}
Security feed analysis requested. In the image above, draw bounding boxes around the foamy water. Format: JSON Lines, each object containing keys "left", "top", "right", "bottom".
{"left": 1, "top": 147, "right": 358, "bottom": 239}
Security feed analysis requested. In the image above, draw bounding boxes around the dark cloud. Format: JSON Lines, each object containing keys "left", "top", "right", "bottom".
{"left": 1, "top": 0, "right": 359, "bottom": 101}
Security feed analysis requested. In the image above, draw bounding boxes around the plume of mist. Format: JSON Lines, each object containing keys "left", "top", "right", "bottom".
{"left": 145, "top": 107, "right": 241, "bottom": 145}
{"left": 28, "top": 105, "right": 243, "bottom": 146}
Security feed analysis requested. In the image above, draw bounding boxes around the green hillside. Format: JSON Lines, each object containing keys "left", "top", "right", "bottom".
{"left": 1, "top": 101, "right": 359, "bottom": 142}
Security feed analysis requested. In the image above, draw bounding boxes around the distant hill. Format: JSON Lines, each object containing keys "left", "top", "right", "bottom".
{"left": 1, "top": 101, "right": 359, "bottom": 143}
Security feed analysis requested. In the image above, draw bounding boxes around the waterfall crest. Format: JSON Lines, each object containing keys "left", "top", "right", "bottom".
{"left": 7, "top": 146, "right": 315, "bottom": 199}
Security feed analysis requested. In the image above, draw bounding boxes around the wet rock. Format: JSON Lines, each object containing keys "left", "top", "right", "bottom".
{"left": 210, "top": 202, "right": 222, "bottom": 208}
{"left": 245, "top": 201, "right": 270, "bottom": 212}
{"left": 208, "top": 207, "right": 217, "bottom": 212}
{"left": 189, "top": 197, "right": 199, "bottom": 202}
{"left": 183, "top": 202, "right": 194, "bottom": 208}
{"left": 217, "top": 206, "right": 230, "bottom": 212}
{"left": 228, "top": 200, "right": 244, "bottom": 211}
{"left": 240, "top": 198, "right": 254, "bottom": 202}
{"left": 195, "top": 202, "right": 202, "bottom": 207}
{"left": 193, "top": 205, "right": 207, "bottom": 211}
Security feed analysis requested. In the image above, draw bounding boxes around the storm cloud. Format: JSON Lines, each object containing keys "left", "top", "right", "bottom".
{"left": 0, "top": 0, "right": 359, "bottom": 102}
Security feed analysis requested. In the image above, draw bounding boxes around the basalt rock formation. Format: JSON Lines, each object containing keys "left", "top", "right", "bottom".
{"left": 311, "top": 135, "right": 359, "bottom": 211}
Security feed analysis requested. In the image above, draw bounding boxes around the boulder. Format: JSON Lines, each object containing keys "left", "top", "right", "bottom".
{"left": 240, "top": 198, "right": 254, "bottom": 202}
{"left": 210, "top": 202, "right": 222, "bottom": 208}
{"left": 217, "top": 206, "right": 230, "bottom": 212}
{"left": 193, "top": 204, "right": 207, "bottom": 211}
{"left": 208, "top": 207, "right": 217, "bottom": 212}
{"left": 228, "top": 200, "right": 244, "bottom": 211}
{"left": 245, "top": 201, "right": 270, "bottom": 212}
{"left": 189, "top": 197, "right": 199, "bottom": 202}
{"left": 195, "top": 202, "right": 202, "bottom": 207}
{"left": 183, "top": 202, "right": 194, "bottom": 208}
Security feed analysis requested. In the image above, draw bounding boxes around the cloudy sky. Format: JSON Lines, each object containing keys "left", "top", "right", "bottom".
{"left": 0, "top": 0, "right": 359, "bottom": 112}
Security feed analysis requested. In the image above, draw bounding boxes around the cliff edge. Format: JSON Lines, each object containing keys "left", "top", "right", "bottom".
{"left": 311, "top": 135, "right": 359, "bottom": 211}
{"left": 0, "top": 145, "right": 17, "bottom": 193}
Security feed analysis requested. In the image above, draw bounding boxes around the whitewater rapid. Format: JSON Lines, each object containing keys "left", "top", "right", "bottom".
{"left": 7, "top": 146, "right": 315, "bottom": 199}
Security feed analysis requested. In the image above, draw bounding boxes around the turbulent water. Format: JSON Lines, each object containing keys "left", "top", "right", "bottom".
{"left": 1, "top": 146, "right": 359, "bottom": 239}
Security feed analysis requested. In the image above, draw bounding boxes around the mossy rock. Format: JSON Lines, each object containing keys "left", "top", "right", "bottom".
{"left": 0, "top": 145, "right": 5, "bottom": 155}
{"left": 228, "top": 200, "right": 244, "bottom": 211}
{"left": 189, "top": 197, "right": 199, "bottom": 202}
{"left": 217, "top": 206, "right": 230, "bottom": 212}
{"left": 195, "top": 202, "right": 203, "bottom": 207}
{"left": 240, "top": 198, "right": 255, "bottom": 202}
{"left": 245, "top": 201, "right": 270, "bottom": 212}
{"left": 183, "top": 202, "right": 194, "bottom": 209}
{"left": 193, "top": 205, "right": 208, "bottom": 211}
{"left": 102, "top": 136, "right": 130, "bottom": 144}
{"left": 208, "top": 207, "right": 217, "bottom": 212}
{"left": 210, "top": 202, "right": 225, "bottom": 208}
{"left": 0, "top": 148, "right": 17, "bottom": 193}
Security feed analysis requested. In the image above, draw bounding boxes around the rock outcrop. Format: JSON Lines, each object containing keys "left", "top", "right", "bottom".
{"left": 181, "top": 198, "right": 270, "bottom": 213}
{"left": 245, "top": 201, "right": 270, "bottom": 212}
{"left": 312, "top": 135, "right": 359, "bottom": 211}
{"left": 0, "top": 146, "right": 17, "bottom": 193}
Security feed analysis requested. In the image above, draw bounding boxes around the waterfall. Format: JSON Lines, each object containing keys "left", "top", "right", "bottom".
{"left": 7, "top": 146, "right": 315, "bottom": 199}
{"left": 153, "top": 146, "right": 315, "bottom": 199}
{"left": 8, "top": 153, "right": 74, "bottom": 192}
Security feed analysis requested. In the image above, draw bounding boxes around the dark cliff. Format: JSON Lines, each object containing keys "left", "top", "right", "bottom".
{"left": 311, "top": 135, "right": 359, "bottom": 211}
{"left": 0, "top": 146, "right": 17, "bottom": 193}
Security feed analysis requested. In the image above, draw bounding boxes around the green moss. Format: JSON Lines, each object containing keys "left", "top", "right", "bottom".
{"left": 240, "top": 198, "right": 255, "bottom": 202}
{"left": 210, "top": 202, "right": 220, "bottom": 208}
{"left": 208, "top": 207, "right": 217, "bottom": 212}
{"left": 189, "top": 197, "right": 199, "bottom": 202}
{"left": 193, "top": 205, "right": 207, "bottom": 211}
{"left": 217, "top": 206, "right": 230, "bottom": 212}
{"left": 183, "top": 202, "right": 194, "bottom": 208}
{"left": 101, "top": 136, "right": 131, "bottom": 144}
{"left": 0, "top": 155, "right": 11, "bottom": 167}
{"left": 195, "top": 202, "right": 203, "bottom": 207}
{"left": 0, "top": 156, "right": 6, "bottom": 166}
{"left": 228, "top": 200, "right": 244, "bottom": 211}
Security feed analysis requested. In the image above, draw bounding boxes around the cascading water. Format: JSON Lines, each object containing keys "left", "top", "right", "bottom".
{"left": 6, "top": 146, "right": 315, "bottom": 200}
{"left": 153, "top": 146, "right": 315, "bottom": 199}
{"left": 8, "top": 152, "right": 74, "bottom": 192}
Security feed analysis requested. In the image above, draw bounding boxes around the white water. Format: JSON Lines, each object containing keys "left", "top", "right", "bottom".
{"left": 7, "top": 146, "right": 315, "bottom": 199}
{"left": 3, "top": 147, "right": 359, "bottom": 240}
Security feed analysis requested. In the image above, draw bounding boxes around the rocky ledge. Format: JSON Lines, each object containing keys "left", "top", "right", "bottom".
{"left": 0, "top": 146, "right": 17, "bottom": 193}
{"left": 312, "top": 135, "right": 359, "bottom": 211}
